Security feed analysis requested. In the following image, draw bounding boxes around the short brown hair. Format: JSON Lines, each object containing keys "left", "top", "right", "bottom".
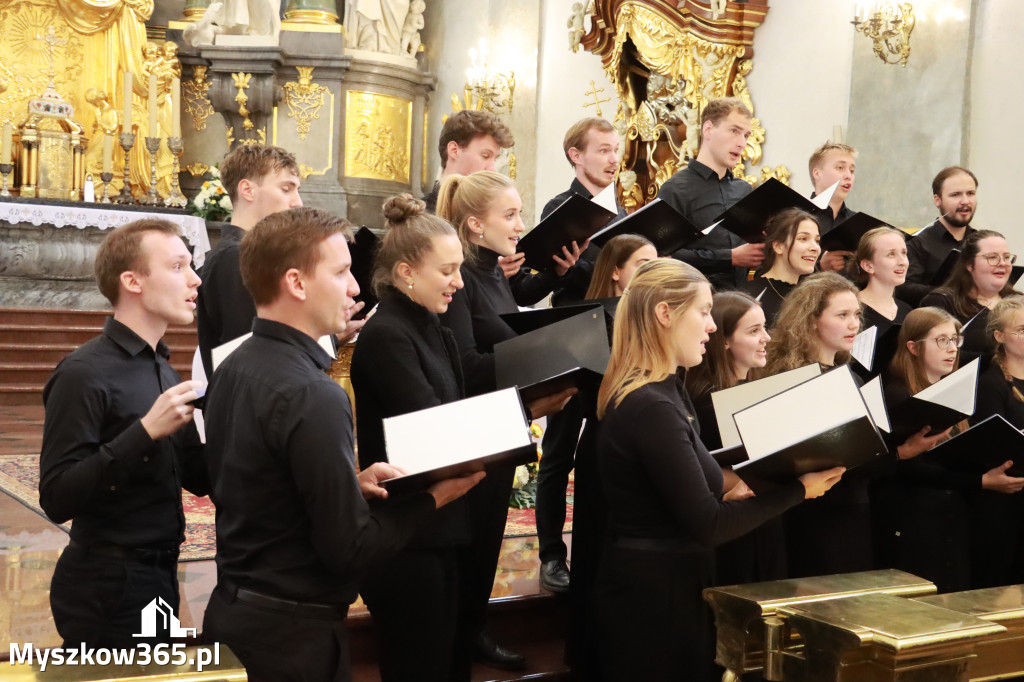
{"left": 95, "top": 218, "right": 182, "bottom": 305}
{"left": 373, "top": 193, "right": 458, "bottom": 296}
{"left": 438, "top": 110, "right": 514, "bottom": 169}
{"left": 240, "top": 207, "right": 352, "bottom": 306}
{"left": 701, "top": 97, "right": 752, "bottom": 129}
{"left": 808, "top": 142, "right": 857, "bottom": 183}
{"left": 220, "top": 144, "right": 300, "bottom": 202}
{"left": 563, "top": 117, "right": 616, "bottom": 166}
{"left": 932, "top": 166, "right": 978, "bottom": 197}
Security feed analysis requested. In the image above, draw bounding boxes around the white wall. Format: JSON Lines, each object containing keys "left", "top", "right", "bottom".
{"left": 969, "top": 0, "right": 1024, "bottom": 254}
{"left": 745, "top": 0, "right": 854, "bottom": 197}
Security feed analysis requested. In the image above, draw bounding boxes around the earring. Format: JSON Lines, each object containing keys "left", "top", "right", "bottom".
{"left": 408, "top": 281, "right": 414, "bottom": 290}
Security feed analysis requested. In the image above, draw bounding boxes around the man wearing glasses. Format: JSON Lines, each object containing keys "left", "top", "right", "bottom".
{"left": 901, "top": 166, "right": 979, "bottom": 304}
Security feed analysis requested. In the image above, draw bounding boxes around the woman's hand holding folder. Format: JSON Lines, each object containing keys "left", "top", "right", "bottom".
{"left": 798, "top": 466, "right": 846, "bottom": 499}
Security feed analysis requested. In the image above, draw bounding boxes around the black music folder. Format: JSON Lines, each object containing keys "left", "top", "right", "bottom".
{"left": 713, "top": 177, "right": 820, "bottom": 244}
{"left": 819, "top": 212, "right": 896, "bottom": 253}
{"left": 729, "top": 365, "right": 888, "bottom": 493}
{"left": 589, "top": 198, "right": 703, "bottom": 255}
{"left": 495, "top": 306, "right": 610, "bottom": 404}
{"left": 381, "top": 388, "right": 538, "bottom": 495}
{"left": 927, "top": 414, "right": 1024, "bottom": 477}
{"left": 349, "top": 226, "right": 380, "bottom": 320}
{"left": 516, "top": 194, "right": 616, "bottom": 271}
{"left": 887, "top": 358, "right": 979, "bottom": 436}
{"left": 500, "top": 303, "right": 603, "bottom": 336}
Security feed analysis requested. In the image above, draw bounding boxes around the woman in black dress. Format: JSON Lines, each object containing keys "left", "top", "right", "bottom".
{"left": 921, "top": 229, "right": 1018, "bottom": 367}
{"left": 853, "top": 226, "right": 912, "bottom": 329}
{"left": 740, "top": 208, "right": 821, "bottom": 326}
{"left": 686, "top": 291, "right": 787, "bottom": 585}
{"left": 352, "top": 194, "right": 480, "bottom": 681}
{"left": 593, "top": 259, "right": 844, "bottom": 681}
{"left": 969, "top": 297, "right": 1024, "bottom": 587}
{"left": 881, "top": 306, "right": 1023, "bottom": 590}
{"left": 436, "top": 171, "right": 578, "bottom": 671}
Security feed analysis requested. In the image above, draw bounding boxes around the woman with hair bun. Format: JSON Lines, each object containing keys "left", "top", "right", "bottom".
{"left": 740, "top": 208, "right": 821, "bottom": 326}
{"left": 351, "top": 193, "right": 477, "bottom": 681}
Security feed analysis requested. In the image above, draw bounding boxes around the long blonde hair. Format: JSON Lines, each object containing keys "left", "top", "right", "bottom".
{"left": 987, "top": 295, "right": 1024, "bottom": 400}
{"left": 597, "top": 259, "right": 708, "bottom": 418}
{"left": 436, "top": 171, "right": 515, "bottom": 263}
{"left": 765, "top": 272, "right": 860, "bottom": 374}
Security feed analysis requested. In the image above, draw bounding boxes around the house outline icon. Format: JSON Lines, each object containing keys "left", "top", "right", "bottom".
{"left": 133, "top": 597, "right": 197, "bottom": 638}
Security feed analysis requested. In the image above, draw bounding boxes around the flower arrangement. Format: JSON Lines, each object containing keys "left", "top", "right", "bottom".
{"left": 188, "top": 165, "right": 233, "bottom": 222}
{"left": 509, "top": 422, "right": 544, "bottom": 509}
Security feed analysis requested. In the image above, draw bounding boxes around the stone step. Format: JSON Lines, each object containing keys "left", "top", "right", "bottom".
{"left": 0, "top": 343, "right": 196, "bottom": 364}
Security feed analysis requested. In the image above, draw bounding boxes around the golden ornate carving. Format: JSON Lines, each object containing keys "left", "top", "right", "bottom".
{"left": 853, "top": 2, "right": 915, "bottom": 67}
{"left": 282, "top": 66, "right": 327, "bottom": 141}
{"left": 344, "top": 90, "right": 411, "bottom": 183}
{"left": 185, "top": 161, "right": 210, "bottom": 177}
{"left": 183, "top": 65, "right": 215, "bottom": 132}
{"left": 231, "top": 72, "right": 254, "bottom": 130}
{"left": 226, "top": 125, "right": 266, "bottom": 148}
{"left": 583, "top": 79, "right": 611, "bottom": 117}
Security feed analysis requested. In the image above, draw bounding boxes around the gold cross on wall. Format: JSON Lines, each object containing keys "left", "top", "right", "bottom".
{"left": 583, "top": 80, "right": 611, "bottom": 117}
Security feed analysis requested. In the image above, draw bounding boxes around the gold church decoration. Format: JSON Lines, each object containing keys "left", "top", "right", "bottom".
{"left": 852, "top": 2, "right": 915, "bottom": 67}
{"left": 186, "top": 161, "right": 210, "bottom": 177}
{"left": 579, "top": 0, "right": 789, "bottom": 208}
{"left": 283, "top": 66, "right": 327, "bottom": 141}
{"left": 183, "top": 65, "right": 215, "bottom": 132}
{"left": 583, "top": 80, "right": 611, "bottom": 117}
{"left": 231, "top": 72, "right": 254, "bottom": 131}
{"left": 226, "top": 125, "right": 267, "bottom": 148}
{"left": 344, "top": 91, "right": 411, "bottom": 184}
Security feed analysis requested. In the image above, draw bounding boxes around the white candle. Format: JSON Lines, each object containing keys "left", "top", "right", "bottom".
{"left": 123, "top": 72, "right": 133, "bottom": 133}
{"left": 172, "top": 77, "right": 181, "bottom": 138}
{"left": 148, "top": 73, "right": 158, "bottom": 135}
{"left": 1, "top": 123, "right": 11, "bottom": 163}
{"left": 102, "top": 135, "right": 113, "bottom": 173}
{"left": 833, "top": 125, "right": 843, "bottom": 143}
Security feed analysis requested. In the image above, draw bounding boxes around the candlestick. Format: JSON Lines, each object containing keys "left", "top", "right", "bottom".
{"left": 833, "top": 125, "right": 843, "bottom": 144}
{"left": 172, "top": 77, "right": 182, "bottom": 139}
{"left": 165, "top": 137, "right": 187, "bottom": 208}
{"left": 141, "top": 136, "right": 162, "bottom": 206}
{"left": 147, "top": 73, "right": 158, "bottom": 135}
{"left": 114, "top": 131, "right": 136, "bottom": 204}
{"left": 123, "top": 72, "right": 133, "bottom": 132}
{"left": 99, "top": 171, "right": 114, "bottom": 204}
{"left": 102, "top": 135, "right": 113, "bottom": 174}
{"left": 1, "top": 123, "right": 11, "bottom": 163}
{"left": 0, "top": 163, "right": 12, "bottom": 197}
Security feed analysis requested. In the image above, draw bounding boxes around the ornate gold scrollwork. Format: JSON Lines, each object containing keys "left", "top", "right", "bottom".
{"left": 231, "top": 72, "right": 254, "bottom": 130}
{"left": 283, "top": 66, "right": 327, "bottom": 141}
{"left": 226, "top": 125, "right": 267, "bottom": 148}
{"left": 183, "top": 65, "right": 215, "bottom": 132}
{"left": 185, "top": 161, "right": 211, "bottom": 177}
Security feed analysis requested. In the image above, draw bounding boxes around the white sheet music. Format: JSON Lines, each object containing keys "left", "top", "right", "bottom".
{"left": 711, "top": 363, "right": 821, "bottom": 448}
{"left": 754, "top": 288, "right": 766, "bottom": 302}
{"left": 852, "top": 326, "right": 878, "bottom": 371}
{"left": 211, "top": 331, "right": 336, "bottom": 371}
{"left": 860, "top": 376, "right": 890, "bottom": 433}
{"left": 914, "top": 358, "right": 979, "bottom": 416}
{"left": 591, "top": 181, "right": 618, "bottom": 214}
{"left": 384, "top": 388, "right": 531, "bottom": 474}
{"left": 702, "top": 219, "right": 722, "bottom": 235}
{"left": 810, "top": 180, "right": 839, "bottom": 210}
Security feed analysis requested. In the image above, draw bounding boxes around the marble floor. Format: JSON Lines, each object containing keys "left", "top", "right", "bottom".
{"left": 0, "top": 406, "right": 566, "bottom": 660}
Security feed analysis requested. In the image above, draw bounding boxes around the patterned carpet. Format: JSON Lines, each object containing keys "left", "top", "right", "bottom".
{"left": 0, "top": 454, "right": 573, "bottom": 560}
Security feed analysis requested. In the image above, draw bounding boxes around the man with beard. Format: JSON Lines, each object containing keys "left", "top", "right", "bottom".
{"left": 901, "top": 166, "right": 979, "bottom": 304}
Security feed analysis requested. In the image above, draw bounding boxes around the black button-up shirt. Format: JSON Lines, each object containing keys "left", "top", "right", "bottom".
{"left": 39, "top": 317, "right": 207, "bottom": 550}
{"left": 204, "top": 318, "right": 435, "bottom": 606}
{"left": 656, "top": 159, "right": 752, "bottom": 289}
{"left": 196, "top": 223, "right": 256, "bottom": 378}
{"left": 809, "top": 197, "right": 854, "bottom": 236}
{"left": 899, "top": 220, "right": 977, "bottom": 305}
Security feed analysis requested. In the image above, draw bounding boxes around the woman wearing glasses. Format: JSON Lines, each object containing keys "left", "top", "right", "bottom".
{"left": 968, "top": 297, "right": 1024, "bottom": 588}
{"left": 920, "top": 230, "right": 1019, "bottom": 367}
{"left": 879, "top": 307, "right": 1022, "bottom": 590}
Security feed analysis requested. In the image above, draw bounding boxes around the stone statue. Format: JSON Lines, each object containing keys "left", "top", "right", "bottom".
{"left": 183, "top": 1, "right": 225, "bottom": 47}
{"left": 345, "top": 0, "right": 410, "bottom": 54}
{"left": 568, "top": 2, "right": 586, "bottom": 53}
{"left": 221, "top": 0, "right": 281, "bottom": 38}
{"left": 399, "top": 0, "right": 425, "bottom": 56}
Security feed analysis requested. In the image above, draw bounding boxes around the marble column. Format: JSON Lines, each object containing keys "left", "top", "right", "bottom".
{"left": 846, "top": 0, "right": 975, "bottom": 228}
{"left": 283, "top": 0, "right": 339, "bottom": 24}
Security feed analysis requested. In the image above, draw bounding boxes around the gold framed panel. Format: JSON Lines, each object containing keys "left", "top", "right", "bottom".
{"left": 343, "top": 90, "right": 412, "bottom": 183}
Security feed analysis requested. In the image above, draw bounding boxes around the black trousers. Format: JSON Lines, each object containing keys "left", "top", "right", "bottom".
{"left": 360, "top": 546, "right": 468, "bottom": 682}
{"left": 784, "top": 500, "right": 873, "bottom": 578}
{"left": 594, "top": 545, "right": 718, "bottom": 682}
{"left": 536, "top": 396, "right": 583, "bottom": 563}
{"left": 50, "top": 543, "right": 179, "bottom": 649}
{"left": 202, "top": 584, "right": 350, "bottom": 682}
{"left": 715, "top": 517, "right": 787, "bottom": 586}
{"left": 968, "top": 490, "right": 1024, "bottom": 589}
{"left": 464, "top": 463, "right": 515, "bottom": 635}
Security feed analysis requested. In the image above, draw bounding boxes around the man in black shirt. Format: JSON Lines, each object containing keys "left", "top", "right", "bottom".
{"left": 40, "top": 218, "right": 207, "bottom": 649}
{"left": 422, "top": 109, "right": 514, "bottom": 213}
{"left": 657, "top": 97, "right": 763, "bottom": 289}
{"left": 201, "top": 207, "right": 482, "bottom": 681}
{"left": 808, "top": 141, "right": 858, "bottom": 271}
{"left": 195, "top": 144, "right": 304, "bottom": 378}
{"left": 901, "top": 166, "right": 979, "bottom": 304}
